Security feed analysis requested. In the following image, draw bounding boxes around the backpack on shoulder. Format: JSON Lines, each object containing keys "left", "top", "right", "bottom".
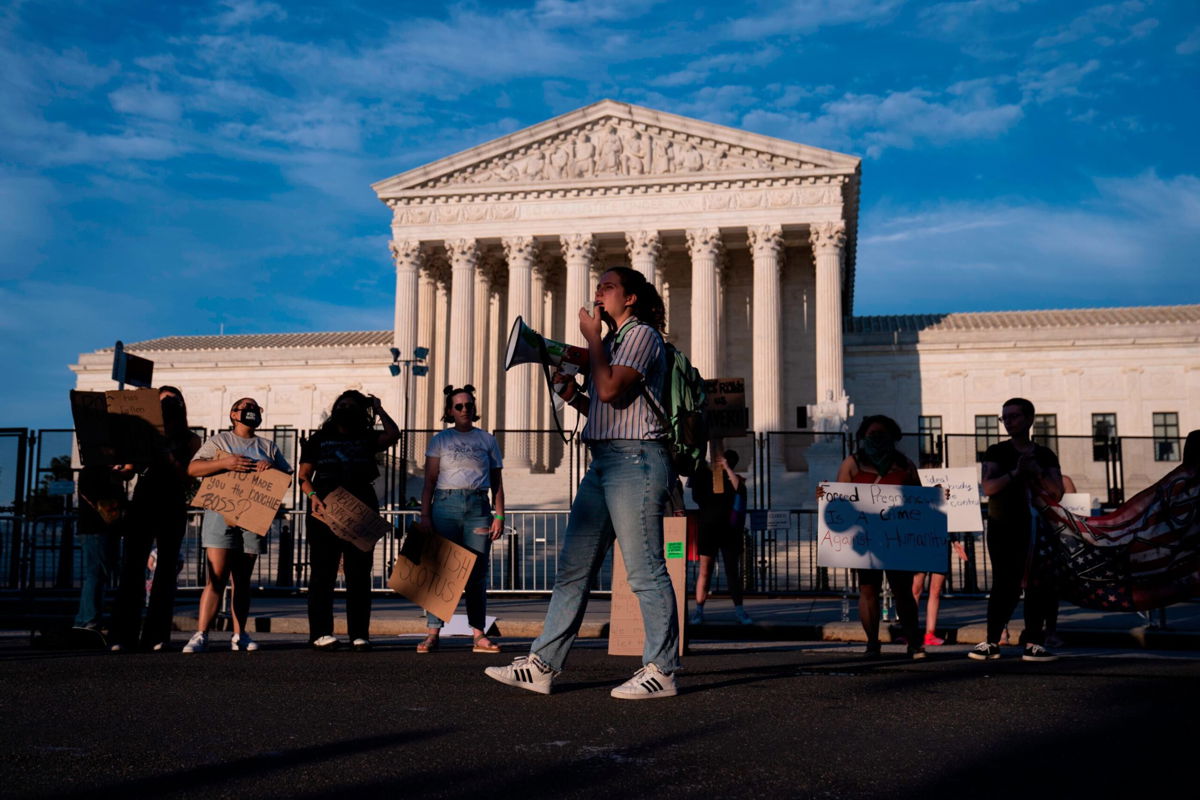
{"left": 642, "top": 342, "right": 709, "bottom": 477}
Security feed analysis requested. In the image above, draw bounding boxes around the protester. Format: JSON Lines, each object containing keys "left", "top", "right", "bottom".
{"left": 414, "top": 384, "right": 505, "bottom": 654}
{"left": 110, "top": 386, "right": 201, "bottom": 652}
{"left": 689, "top": 449, "right": 752, "bottom": 626}
{"left": 829, "top": 415, "right": 925, "bottom": 659}
{"left": 911, "top": 570, "right": 946, "bottom": 648}
{"left": 486, "top": 266, "right": 680, "bottom": 699}
{"left": 968, "top": 397, "right": 1063, "bottom": 662}
{"left": 72, "top": 464, "right": 132, "bottom": 640}
{"left": 183, "top": 398, "right": 291, "bottom": 653}
{"left": 298, "top": 391, "right": 399, "bottom": 652}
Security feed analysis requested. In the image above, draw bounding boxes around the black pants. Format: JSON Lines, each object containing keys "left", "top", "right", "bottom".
{"left": 306, "top": 511, "right": 375, "bottom": 642}
{"left": 986, "top": 521, "right": 1052, "bottom": 645}
{"left": 112, "top": 503, "right": 186, "bottom": 649}
{"left": 857, "top": 568, "right": 921, "bottom": 644}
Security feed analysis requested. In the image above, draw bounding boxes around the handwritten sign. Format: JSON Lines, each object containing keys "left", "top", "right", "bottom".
{"left": 191, "top": 455, "right": 291, "bottom": 536}
{"left": 609, "top": 517, "right": 687, "bottom": 656}
{"left": 1059, "top": 493, "right": 1093, "bottom": 517}
{"left": 817, "top": 482, "right": 949, "bottom": 572}
{"left": 313, "top": 487, "right": 391, "bottom": 552}
{"left": 388, "top": 528, "right": 477, "bottom": 622}
{"left": 704, "top": 377, "right": 749, "bottom": 439}
{"left": 71, "top": 388, "right": 165, "bottom": 466}
{"left": 918, "top": 466, "right": 983, "bottom": 533}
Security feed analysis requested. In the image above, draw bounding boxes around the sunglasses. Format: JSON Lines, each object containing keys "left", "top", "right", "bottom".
{"left": 453, "top": 402, "right": 476, "bottom": 411}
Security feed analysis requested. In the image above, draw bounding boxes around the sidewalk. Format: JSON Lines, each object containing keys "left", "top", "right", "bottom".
{"left": 171, "top": 594, "right": 1200, "bottom": 650}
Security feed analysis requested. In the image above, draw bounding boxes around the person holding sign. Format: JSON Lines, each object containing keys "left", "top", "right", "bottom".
{"left": 183, "top": 398, "right": 291, "bottom": 653}
{"left": 486, "top": 267, "right": 680, "bottom": 699}
{"left": 968, "top": 398, "right": 1064, "bottom": 663}
{"left": 831, "top": 415, "right": 925, "bottom": 659}
{"left": 689, "top": 449, "right": 752, "bottom": 625}
{"left": 298, "top": 390, "right": 399, "bottom": 652}
{"left": 414, "top": 385, "right": 505, "bottom": 654}
{"left": 111, "top": 386, "right": 201, "bottom": 652}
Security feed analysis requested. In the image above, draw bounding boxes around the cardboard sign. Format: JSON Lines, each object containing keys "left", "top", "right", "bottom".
{"left": 70, "top": 388, "right": 164, "bottom": 466}
{"left": 313, "top": 487, "right": 391, "bottom": 553}
{"left": 608, "top": 516, "right": 687, "bottom": 657}
{"left": 1059, "top": 492, "right": 1093, "bottom": 517}
{"left": 191, "top": 457, "right": 291, "bottom": 537}
{"left": 918, "top": 466, "right": 984, "bottom": 533}
{"left": 387, "top": 528, "right": 478, "bottom": 623}
{"left": 816, "top": 482, "right": 950, "bottom": 572}
{"left": 704, "top": 377, "right": 749, "bottom": 439}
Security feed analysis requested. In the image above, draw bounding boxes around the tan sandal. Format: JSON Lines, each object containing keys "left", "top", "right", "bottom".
{"left": 416, "top": 634, "right": 439, "bottom": 654}
{"left": 472, "top": 634, "right": 501, "bottom": 653}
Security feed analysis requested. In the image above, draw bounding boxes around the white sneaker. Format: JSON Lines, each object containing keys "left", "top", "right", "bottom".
{"left": 734, "top": 606, "right": 754, "bottom": 625}
{"left": 312, "top": 635, "right": 339, "bottom": 651}
{"left": 182, "top": 632, "right": 208, "bottom": 653}
{"left": 688, "top": 606, "right": 704, "bottom": 625}
{"left": 611, "top": 663, "right": 677, "bottom": 700}
{"left": 231, "top": 633, "right": 258, "bottom": 652}
{"left": 484, "top": 654, "right": 558, "bottom": 695}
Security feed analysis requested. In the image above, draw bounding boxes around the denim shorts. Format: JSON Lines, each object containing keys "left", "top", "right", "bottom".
{"left": 200, "top": 510, "right": 265, "bottom": 553}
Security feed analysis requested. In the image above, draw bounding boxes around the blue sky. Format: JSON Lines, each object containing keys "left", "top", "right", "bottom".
{"left": 2, "top": 0, "right": 1198, "bottom": 428}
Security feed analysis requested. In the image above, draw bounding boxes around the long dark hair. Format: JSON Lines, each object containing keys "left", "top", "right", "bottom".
{"left": 158, "top": 385, "right": 190, "bottom": 442}
{"left": 607, "top": 266, "right": 666, "bottom": 333}
{"left": 318, "top": 389, "right": 373, "bottom": 433}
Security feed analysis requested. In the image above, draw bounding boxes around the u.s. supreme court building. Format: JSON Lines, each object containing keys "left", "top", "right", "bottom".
{"left": 72, "top": 101, "right": 1200, "bottom": 508}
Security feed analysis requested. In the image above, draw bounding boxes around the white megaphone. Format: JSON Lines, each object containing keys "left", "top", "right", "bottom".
{"left": 504, "top": 316, "right": 589, "bottom": 376}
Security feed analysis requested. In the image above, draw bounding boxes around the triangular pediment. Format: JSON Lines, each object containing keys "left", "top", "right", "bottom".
{"left": 372, "top": 100, "right": 859, "bottom": 197}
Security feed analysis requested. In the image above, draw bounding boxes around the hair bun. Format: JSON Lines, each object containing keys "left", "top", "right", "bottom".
{"left": 443, "top": 385, "right": 455, "bottom": 395}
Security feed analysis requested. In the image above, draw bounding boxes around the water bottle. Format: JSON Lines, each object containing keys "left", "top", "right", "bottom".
{"left": 840, "top": 591, "right": 850, "bottom": 622}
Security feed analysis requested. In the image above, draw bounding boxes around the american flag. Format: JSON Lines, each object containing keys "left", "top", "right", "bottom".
{"left": 1031, "top": 463, "right": 1199, "bottom": 612}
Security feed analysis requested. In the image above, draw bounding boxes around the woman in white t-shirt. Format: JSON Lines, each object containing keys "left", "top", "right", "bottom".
{"left": 416, "top": 385, "right": 505, "bottom": 654}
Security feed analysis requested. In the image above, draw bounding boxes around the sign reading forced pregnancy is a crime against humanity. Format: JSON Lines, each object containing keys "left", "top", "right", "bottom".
{"left": 816, "top": 482, "right": 950, "bottom": 572}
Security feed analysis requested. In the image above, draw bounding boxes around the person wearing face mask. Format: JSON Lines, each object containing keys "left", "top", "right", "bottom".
{"left": 415, "top": 385, "right": 505, "bottom": 654}
{"left": 110, "top": 386, "right": 201, "bottom": 652}
{"left": 833, "top": 415, "right": 925, "bottom": 659}
{"left": 298, "top": 390, "right": 399, "bottom": 651}
{"left": 183, "top": 398, "right": 291, "bottom": 653}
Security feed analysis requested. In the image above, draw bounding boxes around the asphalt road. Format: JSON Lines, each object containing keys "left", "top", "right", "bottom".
{"left": 2, "top": 633, "right": 1197, "bottom": 799}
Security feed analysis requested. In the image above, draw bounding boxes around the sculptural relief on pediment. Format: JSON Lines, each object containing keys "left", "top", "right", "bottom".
{"left": 414, "top": 117, "right": 819, "bottom": 189}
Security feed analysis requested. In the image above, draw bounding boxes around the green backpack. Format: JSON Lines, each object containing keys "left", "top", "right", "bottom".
{"left": 642, "top": 341, "right": 709, "bottom": 477}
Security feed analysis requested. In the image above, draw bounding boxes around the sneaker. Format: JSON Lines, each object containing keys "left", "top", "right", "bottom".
{"left": 923, "top": 632, "right": 945, "bottom": 647}
{"left": 734, "top": 606, "right": 754, "bottom": 625}
{"left": 1022, "top": 643, "right": 1059, "bottom": 662}
{"left": 231, "top": 633, "right": 258, "bottom": 652}
{"left": 352, "top": 638, "right": 371, "bottom": 652}
{"left": 688, "top": 606, "right": 704, "bottom": 625}
{"left": 909, "top": 645, "right": 927, "bottom": 660}
{"left": 967, "top": 641, "right": 1000, "bottom": 660}
{"left": 864, "top": 641, "right": 882, "bottom": 659}
{"left": 109, "top": 643, "right": 124, "bottom": 653}
{"left": 150, "top": 641, "right": 167, "bottom": 652}
{"left": 182, "top": 632, "right": 208, "bottom": 654}
{"left": 485, "top": 654, "right": 558, "bottom": 695}
{"left": 610, "top": 663, "right": 677, "bottom": 700}
{"left": 312, "top": 635, "right": 339, "bottom": 651}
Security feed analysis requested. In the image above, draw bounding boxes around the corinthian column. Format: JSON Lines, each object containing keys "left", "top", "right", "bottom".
{"left": 686, "top": 227, "right": 723, "bottom": 378}
{"left": 445, "top": 238, "right": 478, "bottom": 388}
{"left": 389, "top": 239, "right": 424, "bottom": 429}
{"left": 473, "top": 265, "right": 492, "bottom": 428}
{"left": 625, "top": 230, "right": 662, "bottom": 290}
{"left": 811, "top": 221, "right": 848, "bottom": 410}
{"left": 415, "top": 268, "right": 438, "bottom": 436}
{"left": 560, "top": 233, "right": 596, "bottom": 346}
{"left": 747, "top": 225, "right": 784, "bottom": 435}
{"left": 503, "top": 235, "right": 538, "bottom": 468}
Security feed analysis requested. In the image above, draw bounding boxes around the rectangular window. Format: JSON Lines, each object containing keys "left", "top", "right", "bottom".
{"left": 1091, "top": 413, "right": 1117, "bottom": 462}
{"left": 917, "top": 415, "right": 943, "bottom": 467}
{"left": 1033, "top": 413, "right": 1058, "bottom": 455}
{"left": 974, "top": 415, "right": 999, "bottom": 461}
{"left": 1153, "top": 412, "right": 1180, "bottom": 462}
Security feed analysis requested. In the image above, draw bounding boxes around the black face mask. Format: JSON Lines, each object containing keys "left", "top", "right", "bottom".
{"left": 237, "top": 408, "right": 262, "bottom": 428}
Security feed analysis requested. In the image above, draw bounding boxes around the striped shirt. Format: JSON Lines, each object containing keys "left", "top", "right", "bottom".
{"left": 581, "top": 317, "right": 668, "bottom": 442}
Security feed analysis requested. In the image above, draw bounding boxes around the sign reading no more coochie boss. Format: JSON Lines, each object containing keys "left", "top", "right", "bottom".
{"left": 816, "top": 482, "right": 950, "bottom": 572}
{"left": 190, "top": 451, "right": 292, "bottom": 537}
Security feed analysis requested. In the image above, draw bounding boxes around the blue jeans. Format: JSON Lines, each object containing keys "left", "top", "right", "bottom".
{"left": 74, "top": 533, "right": 116, "bottom": 628}
{"left": 426, "top": 488, "right": 493, "bottom": 630}
{"left": 532, "top": 439, "right": 679, "bottom": 672}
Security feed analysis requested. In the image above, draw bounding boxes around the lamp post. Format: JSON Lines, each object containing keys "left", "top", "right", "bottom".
{"left": 389, "top": 347, "right": 429, "bottom": 505}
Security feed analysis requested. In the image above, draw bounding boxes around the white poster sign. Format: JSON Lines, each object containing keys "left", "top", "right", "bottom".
{"left": 918, "top": 466, "right": 984, "bottom": 533}
{"left": 1059, "top": 493, "right": 1093, "bottom": 517}
{"left": 816, "top": 482, "right": 950, "bottom": 572}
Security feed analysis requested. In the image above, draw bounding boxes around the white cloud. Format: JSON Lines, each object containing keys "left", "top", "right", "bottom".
{"left": 724, "top": 0, "right": 904, "bottom": 40}
{"left": 533, "top": 0, "right": 661, "bottom": 25}
{"left": 1177, "top": 26, "right": 1200, "bottom": 55}
{"left": 209, "top": 0, "right": 286, "bottom": 29}
{"left": 1018, "top": 59, "right": 1101, "bottom": 103}
{"left": 917, "top": 0, "right": 1034, "bottom": 35}
{"left": 108, "top": 80, "right": 183, "bottom": 121}
{"left": 1034, "top": 1, "right": 1149, "bottom": 49}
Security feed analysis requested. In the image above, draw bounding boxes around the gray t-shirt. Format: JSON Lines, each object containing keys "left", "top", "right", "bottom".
{"left": 426, "top": 428, "right": 503, "bottom": 490}
{"left": 192, "top": 431, "right": 292, "bottom": 537}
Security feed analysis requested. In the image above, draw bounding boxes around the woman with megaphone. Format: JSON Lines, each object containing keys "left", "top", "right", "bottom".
{"left": 486, "top": 267, "right": 681, "bottom": 700}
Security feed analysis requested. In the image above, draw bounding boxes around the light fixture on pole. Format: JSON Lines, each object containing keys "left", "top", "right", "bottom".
{"left": 389, "top": 346, "right": 430, "bottom": 432}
